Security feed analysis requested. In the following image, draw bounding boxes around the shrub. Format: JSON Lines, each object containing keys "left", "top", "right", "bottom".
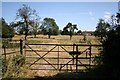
{"left": 2, "top": 55, "right": 25, "bottom": 78}
{"left": 12, "top": 55, "right": 25, "bottom": 67}
{"left": 1, "top": 18, "right": 14, "bottom": 38}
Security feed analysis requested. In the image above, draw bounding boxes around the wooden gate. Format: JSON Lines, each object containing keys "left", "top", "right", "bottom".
{"left": 24, "top": 43, "right": 102, "bottom": 72}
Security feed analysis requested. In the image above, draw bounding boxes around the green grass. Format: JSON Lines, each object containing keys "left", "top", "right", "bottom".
{"left": 27, "top": 39, "right": 55, "bottom": 44}
{"left": 27, "top": 40, "right": 44, "bottom": 44}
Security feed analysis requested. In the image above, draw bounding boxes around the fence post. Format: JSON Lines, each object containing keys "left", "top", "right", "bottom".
{"left": 3, "top": 45, "right": 7, "bottom": 73}
{"left": 20, "top": 39, "right": 23, "bottom": 55}
{"left": 3, "top": 45, "right": 6, "bottom": 62}
{"left": 57, "top": 45, "right": 59, "bottom": 69}
{"left": 89, "top": 45, "right": 92, "bottom": 69}
{"left": 76, "top": 45, "right": 78, "bottom": 73}
{"left": 72, "top": 44, "right": 75, "bottom": 64}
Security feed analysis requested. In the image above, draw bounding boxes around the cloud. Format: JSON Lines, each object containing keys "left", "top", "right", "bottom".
{"left": 79, "top": 11, "right": 95, "bottom": 20}
{"left": 89, "top": 11, "right": 93, "bottom": 16}
{"left": 79, "top": 11, "right": 93, "bottom": 16}
{"left": 103, "top": 11, "right": 112, "bottom": 22}
{"left": 89, "top": 11, "right": 95, "bottom": 20}
{"left": 104, "top": 13, "right": 111, "bottom": 22}
{"left": 104, "top": 11, "right": 111, "bottom": 15}
{"left": 104, "top": 15, "right": 111, "bottom": 19}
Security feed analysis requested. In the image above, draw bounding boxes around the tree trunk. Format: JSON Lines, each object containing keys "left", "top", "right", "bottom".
{"left": 48, "top": 35, "right": 51, "bottom": 39}
{"left": 24, "top": 18, "right": 29, "bottom": 41}
{"left": 70, "top": 35, "right": 72, "bottom": 40}
{"left": 70, "top": 31, "right": 72, "bottom": 40}
{"left": 25, "top": 34, "right": 27, "bottom": 41}
{"left": 34, "top": 33, "right": 36, "bottom": 38}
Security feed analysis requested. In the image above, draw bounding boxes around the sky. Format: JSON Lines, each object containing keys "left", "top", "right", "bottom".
{"left": 1, "top": 0, "right": 120, "bottom": 2}
{"left": 2, "top": 2, "right": 118, "bottom": 31}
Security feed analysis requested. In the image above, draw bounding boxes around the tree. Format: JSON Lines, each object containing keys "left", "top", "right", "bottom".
{"left": 61, "top": 27, "right": 69, "bottom": 35}
{"left": 48, "top": 28, "right": 53, "bottom": 39}
{"left": 101, "top": 13, "right": 120, "bottom": 78}
{"left": 93, "top": 13, "right": 120, "bottom": 79}
{"left": 62, "top": 22, "right": 78, "bottom": 40}
{"left": 41, "top": 17, "right": 59, "bottom": 38}
{"left": 14, "top": 4, "right": 40, "bottom": 40}
{"left": 10, "top": 21, "right": 25, "bottom": 35}
{"left": 94, "top": 19, "right": 110, "bottom": 42}
{"left": 77, "top": 30, "right": 82, "bottom": 35}
{"left": 30, "top": 19, "right": 41, "bottom": 38}
{"left": 0, "top": 18, "right": 2, "bottom": 37}
{"left": 1, "top": 18, "right": 14, "bottom": 38}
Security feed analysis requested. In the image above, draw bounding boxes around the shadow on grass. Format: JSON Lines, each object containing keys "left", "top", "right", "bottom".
{"left": 2, "top": 65, "right": 120, "bottom": 80}
{"left": 2, "top": 68, "right": 118, "bottom": 80}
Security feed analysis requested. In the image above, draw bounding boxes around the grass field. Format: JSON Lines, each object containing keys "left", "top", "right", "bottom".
{"left": 12, "top": 34, "right": 100, "bottom": 44}
{"left": 2, "top": 34, "right": 101, "bottom": 78}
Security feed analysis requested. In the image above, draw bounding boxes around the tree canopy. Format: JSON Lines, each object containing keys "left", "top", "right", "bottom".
{"left": 1, "top": 18, "right": 14, "bottom": 38}
{"left": 40, "top": 17, "right": 59, "bottom": 38}
{"left": 94, "top": 19, "right": 110, "bottom": 42}
{"left": 93, "top": 13, "right": 120, "bottom": 79}
{"left": 61, "top": 22, "right": 78, "bottom": 40}
{"left": 12, "top": 4, "right": 40, "bottom": 40}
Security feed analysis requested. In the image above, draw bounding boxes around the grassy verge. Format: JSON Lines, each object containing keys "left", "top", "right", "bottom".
{"left": 2, "top": 55, "right": 28, "bottom": 78}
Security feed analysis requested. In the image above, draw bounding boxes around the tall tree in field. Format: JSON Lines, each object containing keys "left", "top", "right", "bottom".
{"left": 41, "top": 17, "right": 59, "bottom": 38}
{"left": 94, "top": 19, "right": 110, "bottom": 42}
{"left": 14, "top": 4, "right": 40, "bottom": 40}
{"left": 30, "top": 18, "right": 41, "bottom": 38}
{"left": 63, "top": 22, "right": 78, "bottom": 40}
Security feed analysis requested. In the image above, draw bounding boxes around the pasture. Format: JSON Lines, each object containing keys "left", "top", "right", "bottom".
{"left": 12, "top": 34, "right": 100, "bottom": 44}
{"left": 2, "top": 35, "right": 101, "bottom": 77}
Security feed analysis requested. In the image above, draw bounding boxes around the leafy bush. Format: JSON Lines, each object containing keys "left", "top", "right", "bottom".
{"left": 92, "top": 13, "right": 120, "bottom": 79}
{"left": 2, "top": 55, "right": 25, "bottom": 78}
{"left": 12, "top": 55, "right": 25, "bottom": 67}
{"left": 1, "top": 18, "right": 14, "bottom": 38}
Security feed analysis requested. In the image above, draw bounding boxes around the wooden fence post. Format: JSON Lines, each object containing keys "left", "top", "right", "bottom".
{"left": 89, "top": 45, "right": 92, "bottom": 69}
{"left": 72, "top": 44, "right": 75, "bottom": 64}
{"left": 76, "top": 45, "right": 78, "bottom": 73}
{"left": 3, "top": 45, "right": 6, "bottom": 62}
{"left": 20, "top": 39, "right": 23, "bottom": 55}
{"left": 57, "top": 45, "right": 59, "bottom": 69}
{"left": 3, "top": 45, "right": 7, "bottom": 73}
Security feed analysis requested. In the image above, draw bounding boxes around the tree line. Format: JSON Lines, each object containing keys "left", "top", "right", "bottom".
{"left": 1, "top": 4, "right": 118, "bottom": 42}
{"left": 1, "top": 4, "right": 82, "bottom": 40}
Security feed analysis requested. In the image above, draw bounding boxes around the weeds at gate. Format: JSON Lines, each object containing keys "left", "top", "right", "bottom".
{"left": 2, "top": 55, "right": 28, "bottom": 78}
